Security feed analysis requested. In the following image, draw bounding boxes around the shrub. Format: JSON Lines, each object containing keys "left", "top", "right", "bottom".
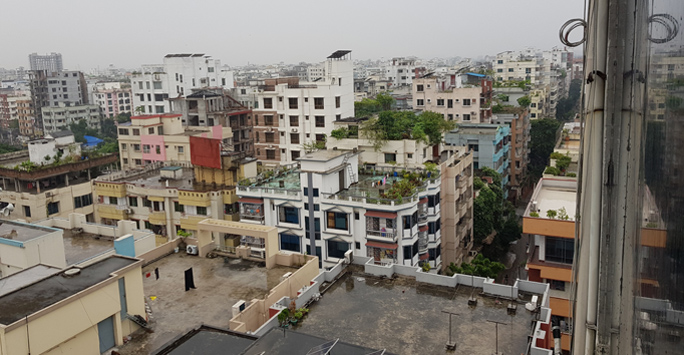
{"left": 566, "top": 172, "right": 577, "bottom": 177}
{"left": 544, "top": 166, "right": 561, "bottom": 176}
{"left": 530, "top": 211, "right": 540, "bottom": 217}
{"left": 546, "top": 210, "right": 557, "bottom": 219}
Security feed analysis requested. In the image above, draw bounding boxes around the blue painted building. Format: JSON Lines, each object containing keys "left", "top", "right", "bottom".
{"left": 445, "top": 123, "right": 511, "bottom": 197}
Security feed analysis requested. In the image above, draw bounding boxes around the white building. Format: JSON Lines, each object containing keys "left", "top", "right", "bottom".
{"left": 41, "top": 103, "right": 102, "bottom": 134}
{"left": 131, "top": 54, "right": 234, "bottom": 114}
{"left": 91, "top": 82, "right": 132, "bottom": 118}
{"left": 252, "top": 50, "right": 354, "bottom": 166}
{"left": 306, "top": 65, "right": 325, "bottom": 82}
{"left": 385, "top": 57, "right": 416, "bottom": 87}
{"left": 27, "top": 130, "right": 81, "bottom": 165}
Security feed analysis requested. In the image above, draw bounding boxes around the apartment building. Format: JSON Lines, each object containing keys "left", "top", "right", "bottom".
{"left": 116, "top": 113, "right": 233, "bottom": 170}
{"left": 0, "top": 256, "right": 146, "bottom": 355}
{"left": 16, "top": 98, "right": 37, "bottom": 137}
{"left": 385, "top": 57, "right": 416, "bottom": 87}
{"left": 172, "top": 88, "right": 253, "bottom": 156}
{"left": 0, "top": 220, "right": 67, "bottom": 277}
{"left": 493, "top": 108, "right": 530, "bottom": 202}
{"left": 412, "top": 72, "right": 493, "bottom": 123}
{"left": 131, "top": 54, "right": 234, "bottom": 114}
{"left": 28, "top": 52, "right": 63, "bottom": 73}
{"left": 45, "top": 70, "right": 89, "bottom": 107}
{"left": 41, "top": 103, "right": 102, "bottom": 134}
{"left": 445, "top": 123, "right": 511, "bottom": 197}
{"left": 91, "top": 82, "right": 132, "bottom": 118}
{"left": 493, "top": 51, "right": 543, "bottom": 84}
{"left": 252, "top": 50, "right": 354, "bottom": 166}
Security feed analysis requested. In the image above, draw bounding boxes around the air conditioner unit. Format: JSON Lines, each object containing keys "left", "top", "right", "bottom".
{"left": 125, "top": 208, "right": 133, "bottom": 214}
{"left": 292, "top": 128, "right": 298, "bottom": 132}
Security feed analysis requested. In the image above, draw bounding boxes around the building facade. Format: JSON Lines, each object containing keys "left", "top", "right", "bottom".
{"left": 493, "top": 108, "right": 530, "bottom": 202}
{"left": 41, "top": 103, "right": 102, "bottom": 134}
{"left": 28, "top": 52, "right": 63, "bottom": 73}
{"left": 413, "top": 73, "right": 493, "bottom": 123}
{"left": 92, "top": 83, "right": 132, "bottom": 118}
{"left": 45, "top": 71, "right": 88, "bottom": 107}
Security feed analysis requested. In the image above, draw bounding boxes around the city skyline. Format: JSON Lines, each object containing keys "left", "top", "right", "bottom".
{"left": 2, "top": 0, "right": 583, "bottom": 70}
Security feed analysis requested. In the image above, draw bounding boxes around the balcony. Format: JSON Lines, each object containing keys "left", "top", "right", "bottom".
{"left": 241, "top": 236, "right": 265, "bottom": 249}
{"left": 149, "top": 211, "right": 166, "bottom": 225}
{"left": 95, "top": 182, "right": 126, "bottom": 198}
{"left": 178, "top": 191, "right": 211, "bottom": 207}
{"left": 97, "top": 204, "right": 128, "bottom": 220}
{"left": 240, "top": 210, "right": 265, "bottom": 223}
{"left": 366, "top": 229, "right": 398, "bottom": 242}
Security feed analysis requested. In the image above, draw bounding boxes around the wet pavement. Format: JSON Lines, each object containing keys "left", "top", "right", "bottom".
{"left": 62, "top": 230, "right": 114, "bottom": 265}
{"left": 118, "top": 253, "right": 297, "bottom": 355}
{"left": 295, "top": 268, "right": 538, "bottom": 355}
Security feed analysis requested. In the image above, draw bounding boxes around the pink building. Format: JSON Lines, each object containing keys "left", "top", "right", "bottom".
{"left": 92, "top": 86, "right": 132, "bottom": 118}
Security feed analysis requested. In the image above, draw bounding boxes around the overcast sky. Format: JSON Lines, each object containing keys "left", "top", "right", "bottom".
{"left": 2, "top": 0, "right": 584, "bottom": 70}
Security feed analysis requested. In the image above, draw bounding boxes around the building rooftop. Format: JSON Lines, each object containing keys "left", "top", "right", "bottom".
{"left": 118, "top": 167, "right": 203, "bottom": 191}
{"left": 527, "top": 178, "right": 577, "bottom": 219}
{"left": 295, "top": 268, "right": 539, "bottom": 355}
{"left": 0, "top": 219, "right": 58, "bottom": 243}
{"left": 0, "top": 265, "right": 61, "bottom": 297}
{"left": 298, "top": 149, "right": 349, "bottom": 162}
{"left": 152, "top": 325, "right": 257, "bottom": 355}
{"left": 118, "top": 253, "right": 298, "bottom": 355}
{"left": 62, "top": 228, "right": 115, "bottom": 265}
{"left": 0, "top": 256, "right": 137, "bottom": 326}
{"left": 242, "top": 328, "right": 390, "bottom": 355}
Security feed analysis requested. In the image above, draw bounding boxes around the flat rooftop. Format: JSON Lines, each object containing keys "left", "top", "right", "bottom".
{"left": 298, "top": 149, "right": 349, "bottom": 161}
{"left": 0, "top": 219, "right": 57, "bottom": 243}
{"left": 0, "top": 256, "right": 137, "bottom": 325}
{"left": 119, "top": 253, "right": 298, "bottom": 355}
{"left": 296, "top": 268, "right": 539, "bottom": 355}
{"left": 153, "top": 325, "right": 257, "bottom": 355}
{"left": 62, "top": 229, "right": 115, "bottom": 265}
{"left": 242, "top": 328, "right": 390, "bottom": 355}
{"left": 530, "top": 179, "right": 577, "bottom": 220}
{"left": 0, "top": 265, "right": 61, "bottom": 297}
{"left": 252, "top": 170, "right": 301, "bottom": 190}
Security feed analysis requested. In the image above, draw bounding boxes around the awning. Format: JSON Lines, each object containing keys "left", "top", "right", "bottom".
{"left": 364, "top": 210, "right": 398, "bottom": 219}
{"left": 419, "top": 225, "right": 429, "bottom": 232}
{"left": 420, "top": 253, "right": 430, "bottom": 260}
{"left": 239, "top": 197, "right": 263, "bottom": 204}
{"left": 365, "top": 241, "right": 398, "bottom": 249}
{"left": 148, "top": 196, "right": 165, "bottom": 202}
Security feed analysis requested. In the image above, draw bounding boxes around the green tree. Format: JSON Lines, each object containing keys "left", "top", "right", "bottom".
{"left": 447, "top": 254, "right": 506, "bottom": 279}
{"left": 529, "top": 118, "right": 561, "bottom": 180}
{"left": 354, "top": 98, "right": 382, "bottom": 118}
{"left": 9, "top": 119, "right": 19, "bottom": 130}
{"left": 375, "top": 92, "right": 395, "bottom": 111}
{"left": 115, "top": 112, "right": 131, "bottom": 123}
{"left": 517, "top": 95, "right": 531, "bottom": 107}
{"left": 473, "top": 185, "right": 498, "bottom": 242}
{"left": 101, "top": 118, "right": 118, "bottom": 139}
{"left": 69, "top": 120, "right": 100, "bottom": 143}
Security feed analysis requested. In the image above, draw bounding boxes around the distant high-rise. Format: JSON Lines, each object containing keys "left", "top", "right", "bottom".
{"left": 28, "top": 52, "right": 63, "bottom": 73}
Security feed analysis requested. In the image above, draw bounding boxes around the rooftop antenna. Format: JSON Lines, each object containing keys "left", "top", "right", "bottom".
{"left": 486, "top": 319, "right": 508, "bottom": 355}
{"left": 441, "top": 310, "right": 460, "bottom": 350}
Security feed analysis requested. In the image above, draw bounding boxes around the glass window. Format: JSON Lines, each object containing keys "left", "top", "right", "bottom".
{"left": 174, "top": 201, "right": 184, "bottom": 212}
{"left": 196, "top": 206, "right": 207, "bottom": 215}
{"left": 326, "top": 212, "right": 348, "bottom": 230}
{"left": 47, "top": 202, "right": 59, "bottom": 215}
{"left": 280, "top": 234, "right": 300, "bottom": 252}
{"left": 327, "top": 240, "right": 349, "bottom": 259}
{"left": 279, "top": 206, "right": 299, "bottom": 224}
{"left": 129, "top": 197, "right": 138, "bottom": 207}
{"left": 545, "top": 237, "right": 574, "bottom": 264}
{"left": 305, "top": 217, "right": 321, "bottom": 240}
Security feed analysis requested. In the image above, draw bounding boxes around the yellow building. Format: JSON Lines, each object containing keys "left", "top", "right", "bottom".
{"left": 0, "top": 256, "right": 145, "bottom": 355}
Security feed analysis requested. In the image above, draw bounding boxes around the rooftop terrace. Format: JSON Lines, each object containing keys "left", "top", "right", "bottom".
{"left": 0, "top": 219, "right": 57, "bottom": 243}
{"left": 296, "top": 268, "right": 539, "bottom": 355}
{"left": 62, "top": 228, "right": 115, "bottom": 265}
{"left": 526, "top": 178, "right": 577, "bottom": 220}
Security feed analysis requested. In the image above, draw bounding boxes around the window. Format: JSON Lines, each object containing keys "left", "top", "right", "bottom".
{"left": 263, "top": 98, "right": 273, "bottom": 109}
{"left": 545, "top": 237, "right": 574, "bottom": 264}
{"left": 428, "top": 219, "right": 441, "bottom": 234}
{"left": 417, "top": 84, "right": 424, "bottom": 92}
{"left": 47, "top": 202, "right": 59, "bottom": 215}
{"left": 463, "top": 114, "right": 471, "bottom": 121}
{"left": 289, "top": 98, "right": 298, "bottom": 109}
{"left": 326, "top": 211, "right": 348, "bottom": 230}
{"left": 280, "top": 234, "right": 300, "bottom": 252}
{"left": 304, "top": 187, "right": 319, "bottom": 197}
{"left": 279, "top": 206, "right": 299, "bottom": 224}
{"left": 109, "top": 196, "right": 118, "bottom": 205}
{"left": 208, "top": 67, "right": 215, "bottom": 72}
{"left": 403, "top": 214, "right": 415, "bottom": 229}
{"left": 384, "top": 153, "right": 397, "bottom": 163}
{"left": 196, "top": 206, "right": 207, "bottom": 216}
{"left": 468, "top": 144, "right": 479, "bottom": 152}
{"left": 428, "top": 245, "right": 441, "bottom": 260}
{"left": 132, "top": 129, "right": 140, "bottom": 136}
{"left": 305, "top": 217, "right": 321, "bottom": 240}
{"left": 135, "top": 159, "right": 142, "bottom": 166}
{"left": 551, "top": 280, "right": 566, "bottom": 291}
{"left": 142, "top": 198, "right": 152, "bottom": 208}
{"left": 289, "top": 115, "right": 299, "bottom": 127}
{"left": 497, "top": 60, "right": 503, "bottom": 64}
{"left": 497, "top": 68, "right": 504, "bottom": 73}
{"left": 531, "top": 103, "right": 537, "bottom": 108}
{"left": 417, "top": 99, "right": 424, "bottom": 106}
{"left": 327, "top": 240, "right": 349, "bottom": 259}
{"left": 508, "top": 68, "right": 514, "bottom": 72}
{"left": 291, "top": 150, "right": 300, "bottom": 160}
{"left": 355, "top": 242, "right": 361, "bottom": 250}
{"left": 23, "top": 206, "right": 31, "bottom": 217}
{"left": 264, "top": 115, "right": 274, "bottom": 125}
{"left": 463, "top": 99, "right": 471, "bottom": 106}
{"left": 266, "top": 150, "right": 276, "bottom": 160}
{"left": 315, "top": 116, "right": 325, "bottom": 127}
{"left": 129, "top": 197, "right": 138, "bottom": 207}
{"left": 148, "top": 127, "right": 155, "bottom": 134}
{"left": 525, "top": 68, "right": 532, "bottom": 74}
{"left": 335, "top": 96, "right": 341, "bottom": 108}
{"left": 178, "top": 146, "right": 184, "bottom": 153}
{"left": 153, "top": 81, "right": 162, "bottom": 89}
{"left": 174, "top": 201, "right": 184, "bottom": 213}
{"left": 314, "top": 97, "right": 324, "bottom": 109}
{"left": 74, "top": 194, "right": 93, "bottom": 209}
{"left": 428, "top": 193, "right": 440, "bottom": 208}
{"left": 143, "top": 145, "right": 150, "bottom": 153}
{"left": 355, "top": 212, "right": 360, "bottom": 220}
{"left": 265, "top": 132, "right": 275, "bottom": 143}
{"left": 447, "top": 114, "right": 454, "bottom": 120}
{"left": 290, "top": 133, "right": 300, "bottom": 144}
{"left": 437, "top": 99, "right": 444, "bottom": 106}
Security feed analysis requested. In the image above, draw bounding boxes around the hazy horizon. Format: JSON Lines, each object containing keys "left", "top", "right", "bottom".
{"left": 2, "top": 0, "right": 584, "bottom": 70}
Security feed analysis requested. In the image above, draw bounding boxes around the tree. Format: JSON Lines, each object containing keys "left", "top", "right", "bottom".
{"left": 69, "top": 120, "right": 100, "bottom": 143}
{"left": 354, "top": 98, "right": 382, "bottom": 118}
{"left": 101, "top": 118, "right": 118, "bottom": 139}
{"left": 9, "top": 119, "right": 19, "bottom": 130}
{"left": 474, "top": 185, "right": 498, "bottom": 242}
{"left": 115, "top": 112, "right": 131, "bottom": 123}
{"left": 447, "top": 254, "right": 506, "bottom": 279}
{"left": 375, "top": 92, "right": 395, "bottom": 111}
{"left": 517, "top": 95, "right": 531, "bottom": 107}
{"left": 529, "top": 118, "right": 561, "bottom": 180}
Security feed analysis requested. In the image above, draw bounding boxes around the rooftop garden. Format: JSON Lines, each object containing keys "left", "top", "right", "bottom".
{"left": 543, "top": 151, "right": 575, "bottom": 177}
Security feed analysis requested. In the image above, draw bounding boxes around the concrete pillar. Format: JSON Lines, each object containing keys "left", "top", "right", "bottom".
{"left": 36, "top": 181, "right": 40, "bottom": 194}
{"left": 196, "top": 229, "right": 214, "bottom": 257}
{"left": 65, "top": 174, "right": 69, "bottom": 186}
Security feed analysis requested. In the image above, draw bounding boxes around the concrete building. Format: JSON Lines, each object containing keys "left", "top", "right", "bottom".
{"left": 116, "top": 113, "right": 233, "bottom": 170}
{"left": 41, "top": 103, "right": 102, "bottom": 134}
{"left": 46, "top": 70, "right": 88, "bottom": 107}
{"left": 171, "top": 88, "right": 253, "bottom": 156}
{"left": 16, "top": 98, "right": 37, "bottom": 137}
{"left": 0, "top": 255, "right": 146, "bottom": 355}
{"left": 252, "top": 50, "right": 354, "bottom": 166}
{"left": 92, "top": 83, "right": 132, "bottom": 118}
{"left": 27, "top": 130, "right": 81, "bottom": 165}
{"left": 0, "top": 220, "right": 66, "bottom": 277}
{"left": 131, "top": 54, "right": 234, "bottom": 114}
{"left": 413, "top": 72, "right": 493, "bottom": 123}
{"left": 445, "top": 123, "right": 511, "bottom": 197}
{"left": 385, "top": 57, "right": 416, "bottom": 87}
{"left": 28, "top": 52, "right": 63, "bottom": 73}
{"left": 493, "top": 108, "right": 530, "bottom": 202}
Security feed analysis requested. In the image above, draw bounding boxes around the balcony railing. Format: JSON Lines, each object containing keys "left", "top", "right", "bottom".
{"left": 240, "top": 212, "right": 265, "bottom": 223}
{"left": 216, "top": 245, "right": 237, "bottom": 254}
{"left": 366, "top": 229, "right": 397, "bottom": 240}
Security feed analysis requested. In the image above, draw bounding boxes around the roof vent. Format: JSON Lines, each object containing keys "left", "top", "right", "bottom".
{"left": 63, "top": 268, "right": 81, "bottom": 277}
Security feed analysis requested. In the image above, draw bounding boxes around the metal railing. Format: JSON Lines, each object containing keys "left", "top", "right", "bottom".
{"left": 366, "top": 229, "right": 396, "bottom": 239}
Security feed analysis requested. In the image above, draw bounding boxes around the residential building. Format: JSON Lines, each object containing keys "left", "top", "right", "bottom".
{"left": 0, "top": 145, "right": 117, "bottom": 222}
{"left": 41, "top": 103, "right": 102, "bottom": 134}
{"left": 131, "top": 54, "right": 234, "bottom": 114}
{"left": 16, "top": 98, "right": 37, "bottom": 137}
{"left": 493, "top": 51, "right": 543, "bottom": 84}
{"left": 529, "top": 88, "right": 549, "bottom": 119}
{"left": 252, "top": 50, "right": 353, "bottom": 166}
{"left": 0, "top": 94, "right": 9, "bottom": 131}
{"left": 27, "top": 130, "right": 81, "bottom": 165}
{"left": 306, "top": 64, "right": 325, "bottom": 82}
{"left": 28, "top": 70, "right": 49, "bottom": 133}
{"left": 413, "top": 72, "right": 493, "bottom": 123}
{"left": 385, "top": 57, "right": 416, "bottom": 87}
{"left": 445, "top": 123, "right": 511, "bottom": 197}
{"left": 45, "top": 70, "right": 88, "bottom": 107}
{"left": 493, "top": 108, "right": 530, "bottom": 202}
{"left": 0, "top": 256, "right": 146, "bottom": 355}
{"left": 116, "top": 113, "right": 233, "bottom": 170}
{"left": 0, "top": 220, "right": 67, "bottom": 277}
{"left": 171, "top": 88, "right": 253, "bottom": 156}
{"left": 28, "top": 52, "right": 63, "bottom": 73}
{"left": 91, "top": 82, "right": 132, "bottom": 118}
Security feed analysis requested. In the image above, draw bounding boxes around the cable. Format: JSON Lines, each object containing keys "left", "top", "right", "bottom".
{"left": 559, "top": 19, "right": 588, "bottom": 47}
{"left": 648, "top": 14, "right": 679, "bottom": 44}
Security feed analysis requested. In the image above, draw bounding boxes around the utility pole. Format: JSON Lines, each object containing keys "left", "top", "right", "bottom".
{"left": 487, "top": 319, "right": 507, "bottom": 355}
{"left": 441, "top": 310, "right": 460, "bottom": 350}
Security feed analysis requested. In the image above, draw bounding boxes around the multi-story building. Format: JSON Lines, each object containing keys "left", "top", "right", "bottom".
{"left": 45, "top": 70, "right": 88, "bottom": 107}
{"left": 41, "top": 103, "right": 102, "bottom": 134}
{"left": 493, "top": 108, "right": 530, "bottom": 202}
{"left": 385, "top": 57, "right": 416, "bottom": 87}
{"left": 306, "top": 65, "right": 325, "bottom": 82}
{"left": 27, "top": 130, "right": 81, "bottom": 164}
{"left": 252, "top": 50, "right": 354, "bottom": 166}
{"left": 171, "top": 88, "right": 253, "bottom": 156}
{"left": 91, "top": 82, "right": 132, "bottom": 118}
{"left": 131, "top": 54, "right": 234, "bottom": 114}
{"left": 28, "top": 70, "right": 49, "bottom": 133}
{"left": 16, "top": 98, "right": 37, "bottom": 137}
{"left": 28, "top": 52, "right": 63, "bottom": 73}
{"left": 413, "top": 72, "right": 493, "bottom": 123}
{"left": 493, "top": 51, "right": 543, "bottom": 84}
{"left": 529, "top": 88, "right": 549, "bottom": 119}
{"left": 445, "top": 123, "right": 511, "bottom": 197}
{"left": 116, "top": 113, "right": 233, "bottom": 170}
